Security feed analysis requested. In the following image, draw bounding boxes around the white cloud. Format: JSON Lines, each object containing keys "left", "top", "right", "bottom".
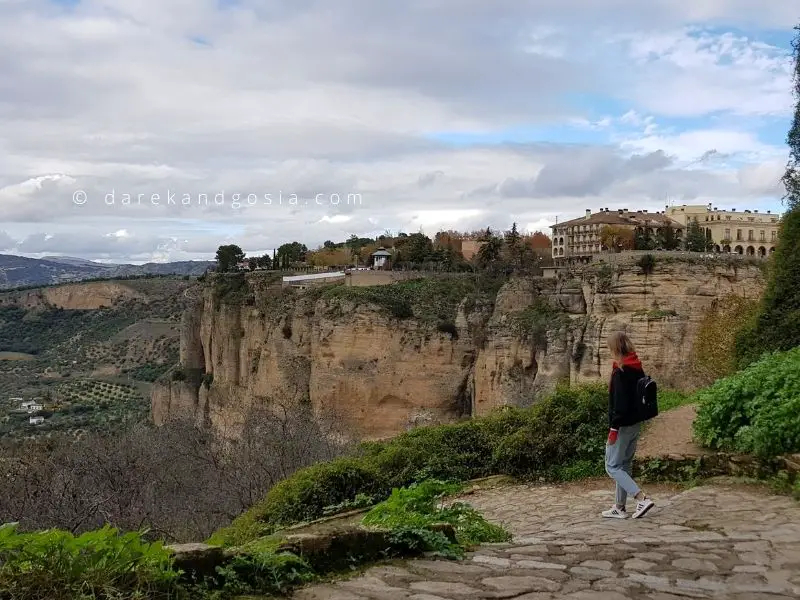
{"left": 0, "top": 1, "right": 794, "bottom": 261}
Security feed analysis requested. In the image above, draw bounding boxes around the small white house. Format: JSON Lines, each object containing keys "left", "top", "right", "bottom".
{"left": 371, "top": 247, "right": 392, "bottom": 269}
{"left": 29, "top": 416, "right": 45, "bottom": 425}
{"left": 26, "top": 403, "right": 43, "bottom": 414}
{"left": 20, "top": 400, "right": 35, "bottom": 409}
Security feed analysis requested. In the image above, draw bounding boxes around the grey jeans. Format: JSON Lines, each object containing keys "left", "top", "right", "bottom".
{"left": 605, "top": 423, "right": 642, "bottom": 507}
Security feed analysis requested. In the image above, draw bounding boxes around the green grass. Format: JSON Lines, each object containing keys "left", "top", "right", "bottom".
{"left": 658, "top": 389, "right": 694, "bottom": 413}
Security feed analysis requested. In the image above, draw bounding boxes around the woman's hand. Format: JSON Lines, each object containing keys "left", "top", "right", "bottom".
{"left": 607, "top": 429, "right": 618, "bottom": 445}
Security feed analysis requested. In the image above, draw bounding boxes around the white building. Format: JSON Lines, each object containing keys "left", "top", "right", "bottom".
{"left": 26, "top": 403, "right": 43, "bottom": 413}
{"left": 29, "top": 416, "right": 44, "bottom": 425}
{"left": 371, "top": 247, "right": 392, "bottom": 269}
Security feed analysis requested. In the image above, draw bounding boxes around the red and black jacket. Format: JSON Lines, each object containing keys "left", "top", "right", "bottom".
{"left": 609, "top": 353, "right": 645, "bottom": 429}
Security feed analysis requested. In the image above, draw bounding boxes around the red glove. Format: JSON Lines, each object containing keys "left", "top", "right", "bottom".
{"left": 607, "top": 429, "right": 618, "bottom": 445}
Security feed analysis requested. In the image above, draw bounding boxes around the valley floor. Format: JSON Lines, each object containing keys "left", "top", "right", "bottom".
{"left": 292, "top": 481, "right": 800, "bottom": 599}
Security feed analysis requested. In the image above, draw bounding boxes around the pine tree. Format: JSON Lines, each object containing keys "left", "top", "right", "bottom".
{"left": 735, "top": 24, "right": 800, "bottom": 366}
{"left": 684, "top": 219, "right": 708, "bottom": 252}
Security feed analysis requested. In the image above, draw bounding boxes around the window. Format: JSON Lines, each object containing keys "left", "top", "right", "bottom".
{"left": 760, "top": 231, "right": 765, "bottom": 242}
{"left": 724, "top": 229, "right": 730, "bottom": 240}
{"left": 772, "top": 231, "right": 777, "bottom": 241}
{"left": 748, "top": 230, "right": 754, "bottom": 241}
{"left": 736, "top": 229, "right": 742, "bottom": 241}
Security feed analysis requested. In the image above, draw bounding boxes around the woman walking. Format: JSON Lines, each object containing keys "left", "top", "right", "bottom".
{"left": 602, "top": 331, "right": 655, "bottom": 519}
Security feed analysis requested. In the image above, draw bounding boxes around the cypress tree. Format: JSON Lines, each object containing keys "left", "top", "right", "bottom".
{"left": 735, "top": 25, "right": 800, "bottom": 366}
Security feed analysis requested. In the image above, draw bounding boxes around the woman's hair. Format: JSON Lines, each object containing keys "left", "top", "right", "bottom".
{"left": 607, "top": 331, "right": 636, "bottom": 359}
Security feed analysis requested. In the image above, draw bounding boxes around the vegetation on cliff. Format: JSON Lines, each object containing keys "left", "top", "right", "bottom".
{"left": 318, "top": 276, "right": 496, "bottom": 324}
{"left": 211, "top": 383, "right": 610, "bottom": 546}
{"left": 691, "top": 295, "right": 760, "bottom": 384}
{"left": 694, "top": 347, "right": 800, "bottom": 458}
{"left": 734, "top": 25, "right": 800, "bottom": 366}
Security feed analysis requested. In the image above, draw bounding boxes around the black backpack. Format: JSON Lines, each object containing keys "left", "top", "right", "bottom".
{"left": 636, "top": 375, "right": 659, "bottom": 422}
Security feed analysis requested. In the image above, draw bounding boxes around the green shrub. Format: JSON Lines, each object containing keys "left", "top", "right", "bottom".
{"left": 636, "top": 254, "right": 656, "bottom": 275}
{"left": 213, "top": 384, "right": 609, "bottom": 546}
{"left": 361, "top": 480, "right": 510, "bottom": 557}
{"left": 0, "top": 523, "right": 179, "bottom": 600}
{"left": 693, "top": 347, "right": 800, "bottom": 457}
{"left": 509, "top": 299, "right": 570, "bottom": 350}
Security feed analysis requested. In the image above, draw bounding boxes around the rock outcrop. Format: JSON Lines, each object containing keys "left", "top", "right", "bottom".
{"left": 152, "top": 260, "right": 765, "bottom": 438}
{"left": 0, "top": 281, "right": 145, "bottom": 310}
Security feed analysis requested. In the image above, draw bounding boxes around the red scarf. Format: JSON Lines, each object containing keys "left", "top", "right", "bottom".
{"left": 609, "top": 352, "right": 642, "bottom": 390}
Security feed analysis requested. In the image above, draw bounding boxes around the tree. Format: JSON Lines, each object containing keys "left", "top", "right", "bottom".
{"left": 783, "top": 24, "right": 800, "bottom": 211}
{"left": 247, "top": 257, "right": 257, "bottom": 271}
{"left": 684, "top": 219, "right": 708, "bottom": 252}
{"left": 215, "top": 244, "right": 245, "bottom": 273}
{"left": 526, "top": 232, "right": 551, "bottom": 250}
{"left": 657, "top": 223, "right": 680, "bottom": 250}
{"left": 256, "top": 254, "right": 272, "bottom": 270}
{"left": 275, "top": 242, "right": 308, "bottom": 268}
{"left": 396, "top": 233, "right": 433, "bottom": 265}
{"left": 476, "top": 234, "right": 503, "bottom": 267}
{"left": 599, "top": 226, "right": 634, "bottom": 252}
{"left": 634, "top": 226, "right": 656, "bottom": 251}
{"left": 735, "top": 24, "right": 800, "bottom": 366}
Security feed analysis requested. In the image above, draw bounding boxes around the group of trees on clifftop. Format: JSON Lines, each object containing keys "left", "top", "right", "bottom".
{"left": 213, "top": 225, "right": 554, "bottom": 274}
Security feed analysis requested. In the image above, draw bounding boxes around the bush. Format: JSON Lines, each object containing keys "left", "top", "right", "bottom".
{"left": 436, "top": 320, "right": 458, "bottom": 339}
{"left": 0, "top": 523, "right": 179, "bottom": 600}
{"left": 214, "top": 383, "right": 609, "bottom": 546}
{"left": 636, "top": 254, "right": 656, "bottom": 275}
{"left": 692, "top": 295, "right": 760, "bottom": 384}
{"left": 361, "top": 480, "right": 509, "bottom": 557}
{"left": 693, "top": 347, "right": 800, "bottom": 458}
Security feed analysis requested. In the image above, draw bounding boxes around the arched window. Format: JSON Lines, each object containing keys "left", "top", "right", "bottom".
{"left": 734, "top": 245, "right": 744, "bottom": 254}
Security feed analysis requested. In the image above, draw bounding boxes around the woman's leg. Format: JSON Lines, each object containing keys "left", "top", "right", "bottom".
{"left": 606, "top": 425, "right": 642, "bottom": 503}
{"left": 621, "top": 423, "right": 642, "bottom": 505}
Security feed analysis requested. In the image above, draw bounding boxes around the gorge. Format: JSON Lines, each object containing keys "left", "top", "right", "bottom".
{"left": 151, "top": 256, "right": 765, "bottom": 439}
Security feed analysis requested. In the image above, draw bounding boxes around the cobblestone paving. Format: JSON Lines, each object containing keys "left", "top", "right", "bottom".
{"left": 293, "top": 481, "right": 800, "bottom": 599}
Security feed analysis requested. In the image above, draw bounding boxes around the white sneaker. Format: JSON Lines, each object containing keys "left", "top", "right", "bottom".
{"left": 632, "top": 498, "right": 655, "bottom": 519}
{"left": 601, "top": 506, "right": 628, "bottom": 519}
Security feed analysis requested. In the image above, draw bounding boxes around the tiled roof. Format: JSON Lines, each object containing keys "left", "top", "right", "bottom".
{"left": 554, "top": 210, "right": 682, "bottom": 229}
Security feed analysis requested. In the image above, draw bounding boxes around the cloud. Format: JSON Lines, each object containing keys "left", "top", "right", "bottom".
{"left": 0, "top": 0, "right": 794, "bottom": 261}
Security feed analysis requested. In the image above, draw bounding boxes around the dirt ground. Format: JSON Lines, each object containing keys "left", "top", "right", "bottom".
{"left": 637, "top": 404, "right": 711, "bottom": 457}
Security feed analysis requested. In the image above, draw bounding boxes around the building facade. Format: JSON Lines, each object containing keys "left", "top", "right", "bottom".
{"left": 551, "top": 208, "right": 684, "bottom": 263}
{"left": 665, "top": 204, "right": 780, "bottom": 257}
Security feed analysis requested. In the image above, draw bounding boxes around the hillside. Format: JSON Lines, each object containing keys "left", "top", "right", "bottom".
{"left": 153, "top": 255, "right": 766, "bottom": 439}
{"left": 0, "top": 278, "right": 197, "bottom": 438}
{"left": 0, "top": 253, "right": 214, "bottom": 290}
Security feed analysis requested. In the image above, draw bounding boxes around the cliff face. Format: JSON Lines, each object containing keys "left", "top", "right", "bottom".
{"left": 0, "top": 281, "right": 145, "bottom": 310}
{"left": 152, "top": 261, "right": 765, "bottom": 438}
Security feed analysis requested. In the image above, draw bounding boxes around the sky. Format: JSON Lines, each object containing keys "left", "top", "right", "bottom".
{"left": 0, "top": 0, "right": 796, "bottom": 263}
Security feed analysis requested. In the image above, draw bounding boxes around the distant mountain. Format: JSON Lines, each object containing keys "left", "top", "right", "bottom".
{"left": 0, "top": 254, "right": 215, "bottom": 289}
{"left": 40, "top": 256, "right": 106, "bottom": 268}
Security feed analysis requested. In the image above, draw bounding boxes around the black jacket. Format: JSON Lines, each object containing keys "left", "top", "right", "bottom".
{"left": 609, "top": 365, "right": 645, "bottom": 429}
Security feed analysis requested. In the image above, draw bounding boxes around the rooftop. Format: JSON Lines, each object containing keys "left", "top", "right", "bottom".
{"left": 554, "top": 208, "right": 683, "bottom": 229}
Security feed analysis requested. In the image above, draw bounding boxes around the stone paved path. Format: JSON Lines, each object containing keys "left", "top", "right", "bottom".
{"left": 292, "top": 480, "right": 800, "bottom": 599}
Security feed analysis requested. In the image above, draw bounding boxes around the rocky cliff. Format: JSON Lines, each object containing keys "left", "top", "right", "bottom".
{"left": 0, "top": 281, "right": 146, "bottom": 310}
{"left": 152, "top": 259, "right": 765, "bottom": 438}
